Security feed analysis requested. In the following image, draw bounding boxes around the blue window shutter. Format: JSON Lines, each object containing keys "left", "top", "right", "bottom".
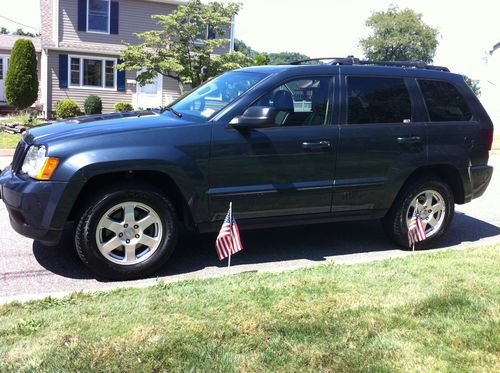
{"left": 77, "top": 0, "right": 87, "bottom": 32}
{"left": 117, "top": 59, "right": 126, "bottom": 92}
{"left": 59, "top": 54, "right": 68, "bottom": 88}
{"left": 110, "top": 2, "right": 119, "bottom": 34}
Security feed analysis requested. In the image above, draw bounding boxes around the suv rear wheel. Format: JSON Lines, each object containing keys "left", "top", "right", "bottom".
{"left": 383, "top": 178, "right": 455, "bottom": 249}
{"left": 75, "top": 184, "right": 178, "bottom": 280}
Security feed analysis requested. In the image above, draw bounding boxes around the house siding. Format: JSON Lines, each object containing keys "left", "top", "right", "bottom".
{"left": 59, "top": 0, "right": 177, "bottom": 53}
{"left": 48, "top": 52, "right": 133, "bottom": 114}
{"left": 57, "top": 0, "right": 230, "bottom": 54}
{"left": 47, "top": 52, "right": 181, "bottom": 115}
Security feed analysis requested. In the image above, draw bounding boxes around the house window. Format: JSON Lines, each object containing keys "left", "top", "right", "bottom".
{"left": 88, "top": 0, "right": 110, "bottom": 33}
{"left": 69, "top": 56, "right": 116, "bottom": 89}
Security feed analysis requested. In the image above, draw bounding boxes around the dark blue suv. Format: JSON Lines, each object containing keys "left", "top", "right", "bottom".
{"left": 0, "top": 58, "right": 494, "bottom": 279}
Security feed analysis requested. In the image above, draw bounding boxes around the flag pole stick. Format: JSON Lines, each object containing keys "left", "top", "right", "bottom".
{"left": 228, "top": 202, "right": 233, "bottom": 275}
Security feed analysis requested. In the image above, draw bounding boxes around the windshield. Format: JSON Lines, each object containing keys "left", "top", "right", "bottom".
{"left": 169, "top": 71, "right": 267, "bottom": 121}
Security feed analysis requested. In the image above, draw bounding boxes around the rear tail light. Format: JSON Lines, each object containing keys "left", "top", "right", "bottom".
{"left": 481, "top": 128, "right": 494, "bottom": 151}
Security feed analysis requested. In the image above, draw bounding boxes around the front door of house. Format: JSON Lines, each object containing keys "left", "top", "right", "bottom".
{"left": 0, "top": 56, "right": 9, "bottom": 103}
{"left": 135, "top": 73, "right": 163, "bottom": 110}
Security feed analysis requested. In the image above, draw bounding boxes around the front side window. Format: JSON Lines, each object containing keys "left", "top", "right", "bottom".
{"left": 347, "top": 76, "right": 411, "bottom": 124}
{"left": 251, "top": 77, "right": 333, "bottom": 126}
{"left": 69, "top": 56, "right": 116, "bottom": 89}
{"left": 418, "top": 79, "right": 472, "bottom": 122}
{"left": 170, "top": 71, "right": 267, "bottom": 121}
{"left": 88, "top": 0, "right": 110, "bottom": 33}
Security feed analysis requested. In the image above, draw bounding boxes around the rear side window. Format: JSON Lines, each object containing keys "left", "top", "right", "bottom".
{"left": 418, "top": 79, "right": 472, "bottom": 121}
{"left": 347, "top": 77, "right": 411, "bottom": 124}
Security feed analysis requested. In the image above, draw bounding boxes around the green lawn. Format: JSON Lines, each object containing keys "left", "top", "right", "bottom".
{"left": 0, "top": 132, "right": 21, "bottom": 149}
{"left": 1, "top": 245, "right": 499, "bottom": 372}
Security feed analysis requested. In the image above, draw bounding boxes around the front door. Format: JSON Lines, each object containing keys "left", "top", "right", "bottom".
{"left": 0, "top": 56, "right": 8, "bottom": 103}
{"left": 209, "top": 75, "right": 338, "bottom": 222}
{"left": 135, "top": 73, "right": 162, "bottom": 109}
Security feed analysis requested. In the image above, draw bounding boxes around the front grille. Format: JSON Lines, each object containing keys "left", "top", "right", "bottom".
{"left": 11, "top": 138, "right": 29, "bottom": 173}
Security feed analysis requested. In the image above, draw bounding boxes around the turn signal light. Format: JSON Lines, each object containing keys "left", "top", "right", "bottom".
{"left": 35, "top": 158, "right": 60, "bottom": 180}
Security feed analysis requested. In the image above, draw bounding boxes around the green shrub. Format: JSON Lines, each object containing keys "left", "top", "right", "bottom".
{"left": 55, "top": 99, "right": 81, "bottom": 119}
{"left": 5, "top": 39, "right": 39, "bottom": 109}
{"left": 84, "top": 95, "right": 102, "bottom": 115}
{"left": 114, "top": 102, "right": 134, "bottom": 112}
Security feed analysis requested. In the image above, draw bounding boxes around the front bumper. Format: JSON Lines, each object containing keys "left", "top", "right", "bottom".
{"left": 0, "top": 167, "right": 69, "bottom": 245}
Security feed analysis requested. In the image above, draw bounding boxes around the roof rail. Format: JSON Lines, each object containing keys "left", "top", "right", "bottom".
{"left": 289, "top": 56, "right": 450, "bottom": 72}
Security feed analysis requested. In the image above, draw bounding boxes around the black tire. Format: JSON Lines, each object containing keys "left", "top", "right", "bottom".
{"left": 75, "top": 183, "right": 178, "bottom": 280}
{"left": 382, "top": 177, "right": 454, "bottom": 249}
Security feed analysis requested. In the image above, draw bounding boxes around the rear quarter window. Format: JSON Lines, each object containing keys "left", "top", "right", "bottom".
{"left": 418, "top": 79, "right": 472, "bottom": 122}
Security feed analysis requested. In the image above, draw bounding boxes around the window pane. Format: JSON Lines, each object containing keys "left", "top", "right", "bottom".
{"left": 83, "top": 59, "right": 102, "bottom": 87}
{"left": 0, "top": 59, "right": 3, "bottom": 80}
{"left": 254, "top": 77, "right": 332, "bottom": 126}
{"left": 70, "top": 57, "right": 80, "bottom": 85}
{"left": 88, "top": 0, "right": 109, "bottom": 32}
{"left": 105, "top": 60, "right": 114, "bottom": 88}
{"left": 418, "top": 79, "right": 472, "bottom": 121}
{"left": 347, "top": 77, "right": 411, "bottom": 124}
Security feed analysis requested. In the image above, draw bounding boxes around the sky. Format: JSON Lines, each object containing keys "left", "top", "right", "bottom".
{"left": 1, "top": 0, "right": 498, "bottom": 80}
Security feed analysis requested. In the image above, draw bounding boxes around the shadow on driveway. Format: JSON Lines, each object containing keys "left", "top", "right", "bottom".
{"left": 32, "top": 212, "right": 500, "bottom": 281}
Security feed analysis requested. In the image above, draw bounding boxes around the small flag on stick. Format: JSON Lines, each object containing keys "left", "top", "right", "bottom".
{"left": 408, "top": 208, "right": 427, "bottom": 250}
{"left": 216, "top": 203, "right": 243, "bottom": 268}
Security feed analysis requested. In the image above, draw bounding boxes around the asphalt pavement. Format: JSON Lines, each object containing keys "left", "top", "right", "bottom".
{"left": 1, "top": 154, "right": 499, "bottom": 304}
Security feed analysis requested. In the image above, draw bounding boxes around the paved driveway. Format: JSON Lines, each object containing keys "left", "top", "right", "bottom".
{"left": 1, "top": 155, "right": 499, "bottom": 303}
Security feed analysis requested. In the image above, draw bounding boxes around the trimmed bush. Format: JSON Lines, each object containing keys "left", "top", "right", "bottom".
{"left": 55, "top": 99, "right": 81, "bottom": 119}
{"left": 5, "top": 39, "right": 39, "bottom": 109}
{"left": 114, "top": 102, "right": 134, "bottom": 112}
{"left": 84, "top": 95, "right": 102, "bottom": 115}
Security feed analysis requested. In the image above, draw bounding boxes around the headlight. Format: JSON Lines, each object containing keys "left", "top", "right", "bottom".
{"left": 21, "top": 145, "right": 59, "bottom": 180}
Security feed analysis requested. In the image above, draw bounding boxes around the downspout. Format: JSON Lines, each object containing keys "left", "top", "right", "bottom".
{"left": 229, "top": 15, "right": 235, "bottom": 52}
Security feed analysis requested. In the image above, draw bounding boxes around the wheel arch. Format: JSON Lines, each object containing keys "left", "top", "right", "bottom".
{"left": 398, "top": 164, "right": 465, "bottom": 205}
{"left": 68, "top": 170, "right": 197, "bottom": 231}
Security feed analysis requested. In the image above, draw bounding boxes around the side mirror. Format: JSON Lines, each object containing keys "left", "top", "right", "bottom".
{"left": 230, "top": 106, "right": 276, "bottom": 129}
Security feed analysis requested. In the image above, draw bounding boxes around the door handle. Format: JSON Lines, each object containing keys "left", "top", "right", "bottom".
{"left": 397, "top": 136, "right": 422, "bottom": 144}
{"left": 302, "top": 140, "right": 331, "bottom": 150}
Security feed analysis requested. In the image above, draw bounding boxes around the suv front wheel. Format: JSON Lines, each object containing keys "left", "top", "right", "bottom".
{"left": 75, "top": 184, "right": 178, "bottom": 280}
{"left": 383, "top": 178, "right": 455, "bottom": 249}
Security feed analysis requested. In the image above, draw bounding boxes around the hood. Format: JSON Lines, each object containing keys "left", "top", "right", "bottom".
{"left": 27, "top": 111, "right": 188, "bottom": 144}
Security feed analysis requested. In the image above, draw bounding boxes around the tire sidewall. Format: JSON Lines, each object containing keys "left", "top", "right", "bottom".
{"left": 75, "top": 187, "right": 178, "bottom": 280}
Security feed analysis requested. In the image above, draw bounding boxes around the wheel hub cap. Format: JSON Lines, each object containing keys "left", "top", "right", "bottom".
{"left": 406, "top": 189, "right": 446, "bottom": 239}
{"left": 95, "top": 201, "right": 163, "bottom": 266}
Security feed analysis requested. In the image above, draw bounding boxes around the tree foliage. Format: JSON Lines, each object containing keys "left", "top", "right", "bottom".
{"left": 118, "top": 0, "right": 241, "bottom": 94}
{"left": 5, "top": 39, "right": 38, "bottom": 109}
{"left": 360, "top": 6, "right": 438, "bottom": 63}
{"left": 234, "top": 39, "right": 309, "bottom": 65}
{"left": 463, "top": 76, "right": 481, "bottom": 96}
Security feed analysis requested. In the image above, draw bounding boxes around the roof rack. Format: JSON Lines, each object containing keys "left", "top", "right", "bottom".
{"left": 289, "top": 56, "right": 449, "bottom": 72}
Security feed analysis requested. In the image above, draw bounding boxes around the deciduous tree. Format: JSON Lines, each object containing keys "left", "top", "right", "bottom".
{"left": 360, "top": 6, "right": 438, "bottom": 63}
{"left": 118, "top": 0, "right": 241, "bottom": 94}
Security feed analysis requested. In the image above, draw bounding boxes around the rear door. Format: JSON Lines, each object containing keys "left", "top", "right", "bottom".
{"left": 333, "top": 69, "right": 427, "bottom": 215}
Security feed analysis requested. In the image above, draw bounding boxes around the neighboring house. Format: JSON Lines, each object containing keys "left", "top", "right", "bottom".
{"left": 0, "top": 35, "right": 42, "bottom": 111}
{"left": 33, "top": 0, "right": 233, "bottom": 117}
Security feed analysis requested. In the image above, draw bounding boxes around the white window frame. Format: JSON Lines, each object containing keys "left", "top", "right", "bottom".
{"left": 68, "top": 55, "right": 117, "bottom": 91}
{"left": 87, "top": 0, "right": 111, "bottom": 34}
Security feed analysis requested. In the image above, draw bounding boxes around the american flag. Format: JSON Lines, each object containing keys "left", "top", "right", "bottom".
{"left": 408, "top": 208, "right": 427, "bottom": 247}
{"left": 215, "top": 206, "right": 243, "bottom": 261}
